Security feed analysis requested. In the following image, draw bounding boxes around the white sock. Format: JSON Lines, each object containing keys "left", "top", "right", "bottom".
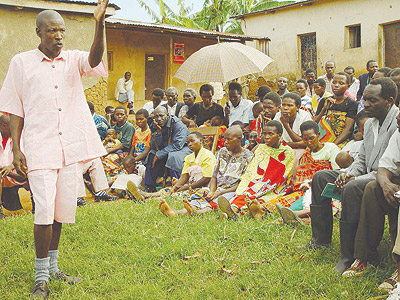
{"left": 48, "top": 250, "right": 59, "bottom": 274}
{"left": 35, "top": 257, "right": 50, "bottom": 282}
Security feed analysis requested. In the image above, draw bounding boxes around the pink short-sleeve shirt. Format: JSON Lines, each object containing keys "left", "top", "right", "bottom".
{"left": 0, "top": 49, "right": 107, "bottom": 171}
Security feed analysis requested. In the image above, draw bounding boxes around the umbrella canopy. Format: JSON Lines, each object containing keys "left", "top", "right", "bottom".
{"left": 174, "top": 42, "right": 273, "bottom": 84}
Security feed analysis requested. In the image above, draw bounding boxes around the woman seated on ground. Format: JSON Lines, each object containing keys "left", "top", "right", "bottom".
{"left": 218, "top": 120, "right": 294, "bottom": 220}
{"left": 157, "top": 132, "right": 216, "bottom": 216}
{"left": 274, "top": 120, "right": 341, "bottom": 226}
{"left": 314, "top": 72, "right": 358, "bottom": 149}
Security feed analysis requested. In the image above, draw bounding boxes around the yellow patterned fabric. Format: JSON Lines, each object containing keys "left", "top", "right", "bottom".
{"left": 231, "top": 144, "right": 294, "bottom": 209}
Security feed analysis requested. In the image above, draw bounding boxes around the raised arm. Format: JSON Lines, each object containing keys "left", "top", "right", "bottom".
{"left": 89, "top": 0, "right": 109, "bottom": 68}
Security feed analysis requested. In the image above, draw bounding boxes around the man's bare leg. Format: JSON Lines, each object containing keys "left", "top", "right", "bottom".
{"left": 34, "top": 224, "right": 52, "bottom": 258}
{"left": 49, "top": 221, "right": 62, "bottom": 251}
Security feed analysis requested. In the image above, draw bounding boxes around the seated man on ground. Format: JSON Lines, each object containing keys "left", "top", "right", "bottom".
{"left": 182, "top": 84, "right": 224, "bottom": 128}
{"left": 274, "top": 121, "right": 340, "bottom": 226}
{"left": 314, "top": 72, "right": 358, "bottom": 149}
{"left": 115, "top": 71, "right": 134, "bottom": 108}
{"left": 158, "top": 132, "right": 216, "bottom": 216}
{"left": 218, "top": 120, "right": 294, "bottom": 220}
{"left": 109, "top": 106, "right": 135, "bottom": 154}
{"left": 0, "top": 114, "right": 27, "bottom": 218}
{"left": 336, "top": 110, "right": 369, "bottom": 169}
{"left": 341, "top": 126, "right": 400, "bottom": 286}
{"left": 251, "top": 92, "right": 281, "bottom": 142}
{"left": 299, "top": 78, "right": 399, "bottom": 276}
{"left": 144, "top": 106, "right": 192, "bottom": 193}
{"left": 274, "top": 92, "right": 312, "bottom": 149}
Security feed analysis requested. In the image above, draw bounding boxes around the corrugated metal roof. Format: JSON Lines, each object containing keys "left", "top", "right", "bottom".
{"left": 233, "top": 0, "right": 319, "bottom": 19}
{"left": 42, "top": 0, "right": 120, "bottom": 10}
{"left": 106, "top": 18, "right": 270, "bottom": 41}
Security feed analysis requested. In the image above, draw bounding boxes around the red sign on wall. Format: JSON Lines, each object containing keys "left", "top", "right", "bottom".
{"left": 173, "top": 43, "right": 185, "bottom": 64}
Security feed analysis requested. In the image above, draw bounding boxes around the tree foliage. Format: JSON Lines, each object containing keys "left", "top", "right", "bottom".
{"left": 136, "top": 0, "right": 295, "bottom": 33}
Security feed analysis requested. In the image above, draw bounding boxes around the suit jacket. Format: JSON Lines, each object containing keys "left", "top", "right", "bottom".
{"left": 162, "top": 101, "right": 185, "bottom": 118}
{"left": 349, "top": 104, "right": 399, "bottom": 181}
{"left": 148, "top": 115, "right": 191, "bottom": 172}
{"left": 356, "top": 73, "right": 370, "bottom": 101}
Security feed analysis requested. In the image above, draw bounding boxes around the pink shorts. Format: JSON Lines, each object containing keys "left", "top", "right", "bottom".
{"left": 28, "top": 162, "right": 83, "bottom": 225}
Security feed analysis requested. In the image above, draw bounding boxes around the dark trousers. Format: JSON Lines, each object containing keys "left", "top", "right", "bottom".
{"left": 144, "top": 152, "right": 180, "bottom": 188}
{"left": 354, "top": 180, "right": 399, "bottom": 263}
{"left": 312, "top": 170, "right": 373, "bottom": 222}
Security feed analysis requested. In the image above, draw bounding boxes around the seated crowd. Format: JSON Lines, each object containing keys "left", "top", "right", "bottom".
{"left": 2, "top": 63, "right": 400, "bottom": 299}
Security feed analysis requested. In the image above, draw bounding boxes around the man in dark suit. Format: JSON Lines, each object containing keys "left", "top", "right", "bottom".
{"left": 299, "top": 78, "right": 399, "bottom": 275}
{"left": 356, "top": 60, "right": 379, "bottom": 101}
{"left": 163, "top": 87, "right": 185, "bottom": 118}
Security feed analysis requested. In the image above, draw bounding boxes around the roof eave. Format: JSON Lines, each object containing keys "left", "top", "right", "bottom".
{"left": 233, "top": 0, "right": 317, "bottom": 19}
{"left": 105, "top": 19, "right": 270, "bottom": 42}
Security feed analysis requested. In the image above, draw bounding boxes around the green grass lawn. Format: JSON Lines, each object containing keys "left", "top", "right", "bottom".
{"left": 0, "top": 197, "right": 396, "bottom": 299}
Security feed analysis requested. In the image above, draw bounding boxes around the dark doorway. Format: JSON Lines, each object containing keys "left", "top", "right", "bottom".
{"left": 145, "top": 54, "right": 166, "bottom": 100}
{"left": 299, "top": 33, "right": 317, "bottom": 75}
{"left": 384, "top": 22, "right": 400, "bottom": 68}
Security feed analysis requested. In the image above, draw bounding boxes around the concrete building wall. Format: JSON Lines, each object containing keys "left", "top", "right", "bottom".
{"left": 0, "top": 2, "right": 114, "bottom": 113}
{"left": 106, "top": 27, "right": 218, "bottom": 110}
{"left": 241, "top": 0, "right": 400, "bottom": 80}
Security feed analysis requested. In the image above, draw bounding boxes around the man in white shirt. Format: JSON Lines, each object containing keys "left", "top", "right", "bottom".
{"left": 142, "top": 88, "right": 167, "bottom": 116}
{"left": 224, "top": 82, "right": 252, "bottom": 126}
{"left": 115, "top": 71, "right": 134, "bottom": 108}
{"left": 162, "top": 87, "right": 185, "bottom": 118}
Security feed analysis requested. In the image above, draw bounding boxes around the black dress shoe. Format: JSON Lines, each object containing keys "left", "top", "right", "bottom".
{"left": 144, "top": 185, "right": 157, "bottom": 193}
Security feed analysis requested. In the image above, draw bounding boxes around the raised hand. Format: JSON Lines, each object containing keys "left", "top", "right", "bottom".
{"left": 94, "top": 0, "right": 109, "bottom": 22}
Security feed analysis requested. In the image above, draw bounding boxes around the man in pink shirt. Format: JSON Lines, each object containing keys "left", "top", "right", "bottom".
{"left": 0, "top": 1, "right": 109, "bottom": 298}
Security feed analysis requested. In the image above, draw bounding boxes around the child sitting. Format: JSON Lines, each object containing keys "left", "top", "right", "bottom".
{"left": 129, "top": 109, "right": 151, "bottom": 163}
{"left": 310, "top": 78, "right": 332, "bottom": 116}
{"left": 159, "top": 132, "right": 216, "bottom": 217}
{"left": 103, "top": 129, "right": 121, "bottom": 153}
{"left": 110, "top": 105, "right": 135, "bottom": 154}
